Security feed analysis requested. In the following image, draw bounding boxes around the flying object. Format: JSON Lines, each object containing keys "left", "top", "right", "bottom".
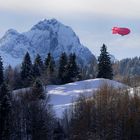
{"left": 112, "top": 27, "right": 130, "bottom": 36}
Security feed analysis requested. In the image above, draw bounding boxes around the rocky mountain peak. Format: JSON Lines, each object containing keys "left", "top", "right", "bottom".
{"left": 0, "top": 19, "right": 96, "bottom": 67}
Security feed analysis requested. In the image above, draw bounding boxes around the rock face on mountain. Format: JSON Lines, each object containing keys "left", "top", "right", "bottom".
{"left": 0, "top": 19, "right": 96, "bottom": 66}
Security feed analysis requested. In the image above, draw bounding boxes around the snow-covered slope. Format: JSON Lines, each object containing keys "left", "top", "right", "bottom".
{"left": 13, "top": 78, "right": 128, "bottom": 117}
{"left": 0, "top": 19, "right": 96, "bottom": 66}
{"left": 47, "top": 78, "right": 128, "bottom": 117}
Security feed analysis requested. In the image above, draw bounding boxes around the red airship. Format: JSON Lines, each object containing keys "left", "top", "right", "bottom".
{"left": 112, "top": 27, "right": 130, "bottom": 36}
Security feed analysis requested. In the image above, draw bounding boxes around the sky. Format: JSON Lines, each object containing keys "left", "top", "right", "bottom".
{"left": 0, "top": 0, "right": 140, "bottom": 60}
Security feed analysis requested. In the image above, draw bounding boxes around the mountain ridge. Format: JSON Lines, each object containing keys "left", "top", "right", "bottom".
{"left": 0, "top": 18, "right": 96, "bottom": 67}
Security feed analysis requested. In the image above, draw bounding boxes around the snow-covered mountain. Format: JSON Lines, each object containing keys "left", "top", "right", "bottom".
{"left": 0, "top": 19, "right": 96, "bottom": 66}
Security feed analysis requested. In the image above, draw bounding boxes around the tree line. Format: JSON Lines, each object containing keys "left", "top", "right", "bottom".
{"left": 62, "top": 85, "right": 140, "bottom": 140}
{"left": 1, "top": 44, "right": 139, "bottom": 140}
{"left": 0, "top": 56, "right": 66, "bottom": 139}
{"left": 113, "top": 57, "right": 140, "bottom": 87}
{"left": 3, "top": 52, "right": 82, "bottom": 90}
{"left": 3, "top": 44, "right": 115, "bottom": 91}
{"left": 0, "top": 44, "right": 114, "bottom": 140}
{"left": 0, "top": 51, "right": 82, "bottom": 139}
{"left": 2, "top": 43, "right": 140, "bottom": 90}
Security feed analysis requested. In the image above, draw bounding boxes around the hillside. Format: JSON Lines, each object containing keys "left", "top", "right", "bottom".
{"left": 47, "top": 78, "right": 128, "bottom": 117}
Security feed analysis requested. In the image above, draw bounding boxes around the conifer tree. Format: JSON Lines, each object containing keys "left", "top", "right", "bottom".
{"left": 65, "top": 53, "right": 80, "bottom": 83}
{"left": 44, "top": 53, "right": 51, "bottom": 70}
{"left": 4, "top": 65, "right": 14, "bottom": 89}
{"left": 27, "top": 79, "right": 53, "bottom": 140}
{"left": 31, "top": 79, "right": 46, "bottom": 100}
{"left": 33, "top": 54, "right": 44, "bottom": 78}
{"left": 44, "top": 53, "right": 55, "bottom": 74}
{"left": 44, "top": 53, "right": 56, "bottom": 84}
{"left": 58, "top": 52, "right": 68, "bottom": 84}
{"left": 13, "top": 67, "right": 22, "bottom": 89}
{"left": 97, "top": 44, "right": 113, "bottom": 80}
{"left": 48, "top": 56, "right": 55, "bottom": 75}
{"left": 0, "top": 56, "right": 4, "bottom": 85}
{"left": 21, "top": 52, "right": 33, "bottom": 87}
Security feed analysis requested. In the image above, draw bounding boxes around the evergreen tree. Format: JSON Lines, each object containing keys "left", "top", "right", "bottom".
{"left": 65, "top": 53, "right": 80, "bottom": 83}
{"left": 48, "top": 56, "right": 55, "bottom": 75}
{"left": 44, "top": 53, "right": 51, "bottom": 70}
{"left": 13, "top": 67, "right": 22, "bottom": 89}
{"left": 4, "top": 65, "right": 14, "bottom": 89}
{"left": 21, "top": 52, "right": 33, "bottom": 87}
{"left": 97, "top": 44, "right": 113, "bottom": 80}
{"left": 33, "top": 54, "right": 44, "bottom": 78}
{"left": 24, "top": 79, "right": 53, "bottom": 140}
{"left": 0, "top": 56, "right": 4, "bottom": 85}
{"left": 31, "top": 79, "right": 46, "bottom": 100}
{"left": 58, "top": 52, "right": 68, "bottom": 84}
{"left": 44, "top": 53, "right": 56, "bottom": 84}
{"left": 0, "top": 83, "right": 12, "bottom": 140}
{"left": 44, "top": 53, "right": 55, "bottom": 74}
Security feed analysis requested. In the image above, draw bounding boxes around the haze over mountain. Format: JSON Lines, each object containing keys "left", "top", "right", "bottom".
{"left": 0, "top": 19, "right": 96, "bottom": 66}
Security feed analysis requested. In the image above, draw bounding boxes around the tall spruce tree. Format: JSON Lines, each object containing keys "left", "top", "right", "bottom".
{"left": 44, "top": 53, "right": 51, "bottom": 70}
{"left": 0, "top": 56, "right": 4, "bottom": 85}
{"left": 44, "top": 53, "right": 56, "bottom": 84}
{"left": 44, "top": 53, "right": 55, "bottom": 74}
{"left": 58, "top": 52, "right": 68, "bottom": 84}
{"left": 33, "top": 54, "right": 44, "bottom": 78}
{"left": 48, "top": 57, "right": 55, "bottom": 75}
{"left": 97, "top": 44, "right": 113, "bottom": 80}
{"left": 28, "top": 79, "right": 53, "bottom": 140}
{"left": 21, "top": 52, "right": 33, "bottom": 87}
{"left": 65, "top": 53, "right": 80, "bottom": 83}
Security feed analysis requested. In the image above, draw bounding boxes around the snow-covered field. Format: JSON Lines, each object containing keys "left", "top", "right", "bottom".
{"left": 47, "top": 78, "right": 128, "bottom": 117}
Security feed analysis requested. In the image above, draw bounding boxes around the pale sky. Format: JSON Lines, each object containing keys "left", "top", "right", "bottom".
{"left": 0, "top": 0, "right": 140, "bottom": 59}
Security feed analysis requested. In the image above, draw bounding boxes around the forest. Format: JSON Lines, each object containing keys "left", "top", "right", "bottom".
{"left": 0, "top": 44, "right": 140, "bottom": 140}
